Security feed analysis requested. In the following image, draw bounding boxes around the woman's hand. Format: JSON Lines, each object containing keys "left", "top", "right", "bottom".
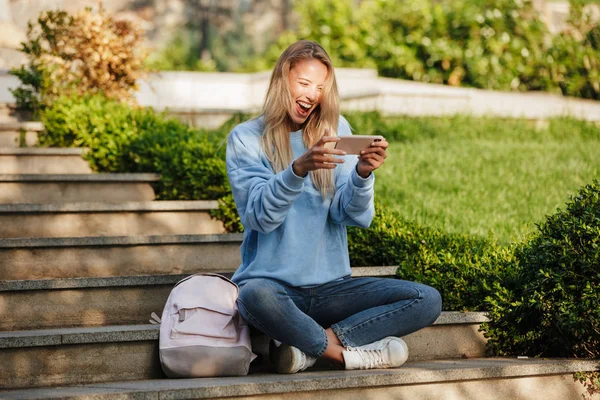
{"left": 356, "top": 138, "right": 388, "bottom": 178}
{"left": 292, "top": 130, "right": 346, "bottom": 177}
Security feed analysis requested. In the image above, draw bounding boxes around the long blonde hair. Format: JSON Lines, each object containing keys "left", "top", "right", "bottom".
{"left": 261, "top": 40, "right": 340, "bottom": 197}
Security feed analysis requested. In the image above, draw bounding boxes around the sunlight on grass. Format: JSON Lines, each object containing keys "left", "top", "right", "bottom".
{"left": 372, "top": 117, "right": 600, "bottom": 243}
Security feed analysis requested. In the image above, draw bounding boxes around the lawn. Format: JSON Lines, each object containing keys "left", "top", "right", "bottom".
{"left": 348, "top": 114, "right": 600, "bottom": 243}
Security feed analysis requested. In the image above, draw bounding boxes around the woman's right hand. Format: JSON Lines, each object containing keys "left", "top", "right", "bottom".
{"left": 292, "top": 130, "right": 346, "bottom": 177}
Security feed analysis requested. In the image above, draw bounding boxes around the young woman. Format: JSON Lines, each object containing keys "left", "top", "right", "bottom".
{"left": 226, "top": 40, "right": 442, "bottom": 374}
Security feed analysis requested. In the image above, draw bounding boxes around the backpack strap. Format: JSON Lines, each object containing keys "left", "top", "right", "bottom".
{"left": 173, "top": 272, "right": 239, "bottom": 295}
{"left": 149, "top": 312, "right": 162, "bottom": 325}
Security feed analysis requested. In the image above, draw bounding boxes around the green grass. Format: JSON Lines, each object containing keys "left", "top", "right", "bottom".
{"left": 357, "top": 115, "right": 600, "bottom": 244}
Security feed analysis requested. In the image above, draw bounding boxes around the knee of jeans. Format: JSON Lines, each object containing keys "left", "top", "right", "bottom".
{"left": 421, "top": 284, "right": 443, "bottom": 323}
{"left": 238, "top": 278, "right": 282, "bottom": 314}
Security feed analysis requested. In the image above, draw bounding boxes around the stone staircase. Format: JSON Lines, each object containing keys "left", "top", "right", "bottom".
{"left": 0, "top": 120, "right": 42, "bottom": 147}
{"left": 0, "top": 102, "right": 597, "bottom": 399}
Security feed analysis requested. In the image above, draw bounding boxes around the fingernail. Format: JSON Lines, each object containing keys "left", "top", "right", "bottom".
{"left": 361, "top": 150, "right": 365, "bottom": 154}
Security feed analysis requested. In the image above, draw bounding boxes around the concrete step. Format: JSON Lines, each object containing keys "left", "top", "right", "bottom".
{"left": 0, "top": 148, "right": 92, "bottom": 174}
{"left": 0, "top": 312, "right": 490, "bottom": 390}
{"left": 0, "top": 201, "right": 225, "bottom": 238}
{"left": 0, "top": 103, "right": 33, "bottom": 117}
{"left": 0, "top": 173, "right": 159, "bottom": 203}
{"left": 0, "top": 121, "right": 43, "bottom": 147}
{"left": 4, "top": 357, "right": 598, "bottom": 400}
{"left": 0, "top": 234, "right": 244, "bottom": 280}
{"left": 0, "top": 359, "right": 597, "bottom": 400}
{"left": 0, "top": 104, "right": 34, "bottom": 124}
{"left": 0, "top": 267, "right": 399, "bottom": 331}
{"left": 0, "top": 274, "right": 188, "bottom": 331}
{"left": 0, "top": 103, "right": 14, "bottom": 118}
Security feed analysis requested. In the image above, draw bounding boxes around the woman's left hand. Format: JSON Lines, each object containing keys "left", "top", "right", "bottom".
{"left": 356, "top": 138, "right": 388, "bottom": 178}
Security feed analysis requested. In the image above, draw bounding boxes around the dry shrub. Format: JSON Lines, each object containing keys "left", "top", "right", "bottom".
{"left": 10, "top": 5, "right": 146, "bottom": 110}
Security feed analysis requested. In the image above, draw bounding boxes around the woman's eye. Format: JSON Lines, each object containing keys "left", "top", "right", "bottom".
{"left": 300, "top": 82, "right": 308, "bottom": 87}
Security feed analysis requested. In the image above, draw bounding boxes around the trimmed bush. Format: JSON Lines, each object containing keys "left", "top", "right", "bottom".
{"left": 121, "top": 118, "right": 229, "bottom": 201}
{"left": 483, "top": 180, "right": 600, "bottom": 357}
{"left": 40, "top": 94, "right": 229, "bottom": 201}
{"left": 348, "top": 203, "right": 516, "bottom": 311}
{"left": 40, "top": 94, "right": 137, "bottom": 171}
{"left": 210, "top": 194, "right": 244, "bottom": 234}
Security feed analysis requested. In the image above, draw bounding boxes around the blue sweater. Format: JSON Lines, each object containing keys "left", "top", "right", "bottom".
{"left": 226, "top": 116, "right": 375, "bottom": 287}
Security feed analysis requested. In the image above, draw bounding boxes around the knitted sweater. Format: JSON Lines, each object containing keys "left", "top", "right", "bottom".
{"left": 226, "top": 116, "right": 375, "bottom": 287}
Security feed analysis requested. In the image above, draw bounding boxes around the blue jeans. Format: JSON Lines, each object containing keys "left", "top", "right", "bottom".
{"left": 237, "top": 276, "right": 442, "bottom": 358}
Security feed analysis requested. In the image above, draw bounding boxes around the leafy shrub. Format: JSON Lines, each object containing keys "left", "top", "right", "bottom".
{"left": 575, "top": 371, "right": 600, "bottom": 399}
{"left": 483, "top": 180, "right": 600, "bottom": 357}
{"left": 209, "top": 112, "right": 254, "bottom": 138}
{"left": 348, "top": 203, "right": 516, "bottom": 311}
{"left": 39, "top": 94, "right": 138, "bottom": 171}
{"left": 40, "top": 94, "right": 229, "bottom": 200}
{"left": 244, "top": 0, "right": 378, "bottom": 71}
{"left": 547, "top": 1, "right": 600, "bottom": 99}
{"left": 121, "top": 117, "right": 229, "bottom": 201}
{"left": 374, "top": 0, "right": 552, "bottom": 90}
{"left": 252, "top": 0, "right": 599, "bottom": 99}
{"left": 10, "top": 6, "right": 145, "bottom": 112}
{"left": 147, "top": 19, "right": 265, "bottom": 73}
{"left": 210, "top": 194, "right": 244, "bottom": 233}
{"left": 145, "top": 31, "right": 217, "bottom": 72}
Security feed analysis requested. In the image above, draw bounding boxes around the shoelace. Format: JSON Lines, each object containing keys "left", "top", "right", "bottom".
{"left": 346, "top": 346, "right": 386, "bottom": 369}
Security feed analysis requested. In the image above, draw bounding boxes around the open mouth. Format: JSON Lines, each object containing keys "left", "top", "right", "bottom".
{"left": 296, "top": 101, "right": 312, "bottom": 116}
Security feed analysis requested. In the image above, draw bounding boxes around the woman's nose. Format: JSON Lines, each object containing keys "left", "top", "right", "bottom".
{"left": 306, "top": 87, "right": 318, "bottom": 102}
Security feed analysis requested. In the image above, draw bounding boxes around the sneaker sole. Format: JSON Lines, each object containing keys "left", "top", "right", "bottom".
{"left": 388, "top": 337, "right": 409, "bottom": 367}
{"left": 269, "top": 341, "right": 300, "bottom": 374}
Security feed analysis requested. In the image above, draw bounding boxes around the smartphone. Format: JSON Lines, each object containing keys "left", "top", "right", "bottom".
{"left": 334, "top": 135, "right": 384, "bottom": 155}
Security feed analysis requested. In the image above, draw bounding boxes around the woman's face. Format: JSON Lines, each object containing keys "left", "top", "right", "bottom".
{"left": 287, "top": 58, "right": 328, "bottom": 128}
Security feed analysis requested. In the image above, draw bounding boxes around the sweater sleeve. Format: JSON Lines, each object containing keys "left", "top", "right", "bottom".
{"left": 227, "top": 126, "right": 305, "bottom": 234}
{"left": 328, "top": 117, "right": 375, "bottom": 228}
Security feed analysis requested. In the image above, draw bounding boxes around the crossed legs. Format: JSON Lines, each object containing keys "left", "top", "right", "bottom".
{"left": 237, "top": 276, "right": 442, "bottom": 367}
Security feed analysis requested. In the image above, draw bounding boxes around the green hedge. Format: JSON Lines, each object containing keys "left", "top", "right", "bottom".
{"left": 119, "top": 117, "right": 229, "bottom": 200}
{"left": 40, "top": 94, "right": 138, "bottom": 171}
{"left": 483, "top": 180, "right": 600, "bottom": 358}
{"left": 40, "top": 94, "right": 230, "bottom": 200}
{"left": 251, "top": 0, "right": 599, "bottom": 100}
{"left": 348, "top": 203, "right": 516, "bottom": 311}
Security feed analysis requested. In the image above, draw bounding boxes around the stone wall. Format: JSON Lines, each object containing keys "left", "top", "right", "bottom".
{"left": 2, "top": 67, "right": 599, "bottom": 127}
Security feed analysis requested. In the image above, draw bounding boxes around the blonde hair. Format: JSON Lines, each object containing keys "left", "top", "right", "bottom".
{"left": 261, "top": 40, "right": 340, "bottom": 197}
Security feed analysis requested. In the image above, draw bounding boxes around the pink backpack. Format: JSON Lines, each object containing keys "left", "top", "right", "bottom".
{"left": 158, "top": 273, "right": 256, "bottom": 377}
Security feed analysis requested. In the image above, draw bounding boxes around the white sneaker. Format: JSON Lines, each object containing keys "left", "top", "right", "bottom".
{"left": 343, "top": 337, "right": 409, "bottom": 370}
{"left": 269, "top": 340, "right": 317, "bottom": 374}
